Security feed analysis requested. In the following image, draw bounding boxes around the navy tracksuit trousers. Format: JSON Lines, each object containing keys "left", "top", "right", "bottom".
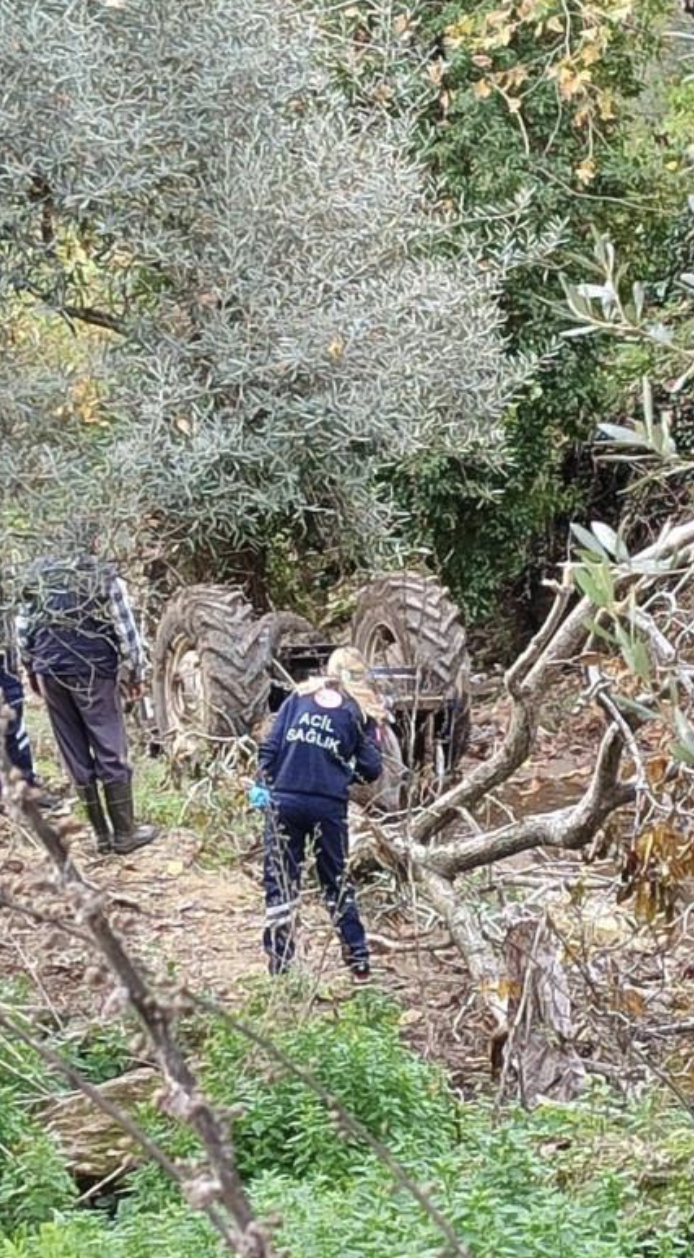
{"left": 263, "top": 793, "right": 368, "bottom": 974}
{"left": 0, "top": 663, "right": 36, "bottom": 786}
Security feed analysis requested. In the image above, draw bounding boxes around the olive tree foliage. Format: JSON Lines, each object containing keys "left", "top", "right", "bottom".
{"left": 0, "top": 0, "right": 535, "bottom": 589}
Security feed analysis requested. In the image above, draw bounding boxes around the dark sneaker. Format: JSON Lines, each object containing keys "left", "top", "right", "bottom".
{"left": 341, "top": 944, "right": 371, "bottom": 983}
{"left": 35, "top": 789, "right": 63, "bottom": 812}
{"left": 351, "top": 962, "right": 371, "bottom": 985}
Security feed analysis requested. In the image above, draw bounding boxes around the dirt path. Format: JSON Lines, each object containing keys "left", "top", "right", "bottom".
{"left": 0, "top": 681, "right": 605, "bottom": 1083}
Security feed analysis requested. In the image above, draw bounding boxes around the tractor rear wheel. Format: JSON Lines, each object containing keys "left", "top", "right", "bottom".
{"left": 226, "top": 610, "right": 325, "bottom": 732}
{"left": 153, "top": 590, "right": 323, "bottom": 744}
{"left": 350, "top": 571, "right": 471, "bottom": 771}
{"left": 152, "top": 585, "right": 256, "bottom": 741}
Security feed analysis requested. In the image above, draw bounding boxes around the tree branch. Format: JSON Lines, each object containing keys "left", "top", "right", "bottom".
{"left": 412, "top": 518, "right": 694, "bottom": 845}
{"left": 411, "top": 591, "right": 589, "bottom": 844}
{"left": 57, "top": 303, "right": 128, "bottom": 335}
{"left": 423, "top": 724, "right": 631, "bottom": 879}
{"left": 0, "top": 753, "right": 271, "bottom": 1258}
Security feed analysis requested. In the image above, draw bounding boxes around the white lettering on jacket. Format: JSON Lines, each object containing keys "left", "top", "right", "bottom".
{"left": 297, "top": 712, "right": 335, "bottom": 732}
{"left": 285, "top": 725, "right": 341, "bottom": 755}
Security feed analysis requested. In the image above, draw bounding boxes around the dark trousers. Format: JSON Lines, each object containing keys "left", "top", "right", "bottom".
{"left": 38, "top": 673, "right": 130, "bottom": 788}
{"left": 0, "top": 665, "right": 35, "bottom": 785}
{"left": 263, "top": 793, "right": 368, "bottom": 973}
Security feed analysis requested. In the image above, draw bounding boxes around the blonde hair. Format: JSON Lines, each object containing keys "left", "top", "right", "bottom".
{"left": 297, "top": 646, "right": 387, "bottom": 724}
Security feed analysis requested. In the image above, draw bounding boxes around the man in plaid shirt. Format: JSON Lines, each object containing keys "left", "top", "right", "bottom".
{"left": 18, "top": 523, "right": 158, "bottom": 856}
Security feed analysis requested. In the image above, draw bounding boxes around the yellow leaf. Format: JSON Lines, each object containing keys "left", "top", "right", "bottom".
{"left": 473, "top": 78, "right": 493, "bottom": 99}
{"left": 558, "top": 67, "right": 591, "bottom": 100}
{"left": 507, "top": 96, "right": 522, "bottom": 113}
{"left": 444, "top": 15, "right": 475, "bottom": 46}
{"left": 427, "top": 58, "right": 446, "bottom": 86}
{"left": 166, "top": 860, "right": 185, "bottom": 876}
{"left": 505, "top": 64, "right": 529, "bottom": 88}
{"left": 581, "top": 43, "right": 602, "bottom": 67}
{"left": 485, "top": 8, "right": 512, "bottom": 27}
{"left": 614, "top": 988, "right": 646, "bottom": 1016}
{"left": 399, "top": 1009, "right": 423, "bottom": 1027}
{"left": 646, "top": 754, "right": 670, "bottom": 788}
{"left": 493, "top": 24, "right": 514, "bottom": 47}
{"left": 327, "top": 337, "right": 344, "bottom": 361}
{"left": 576, "top": 158, "right": 596, "bottom": 185}
{"left": 483, "top": 976, "right": 521, "bottom": 1000}
{"left": 597, "top": 90, "right": 615, "bottom": 120}
{"left": 546, "top": 15, "right": 564, "bottom": 33}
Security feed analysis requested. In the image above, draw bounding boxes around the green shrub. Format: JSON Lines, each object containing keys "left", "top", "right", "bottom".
{"left": 387, "top": 0, "right": 690, "bottom": 621}
{"left": 5, "top": 992, "right": 694, "bottom": 1257}
{"left": 0, "top": 1208, "right": 219, "bottom": 1258}
{"left": 0, "top": 1137, "right": 77, "bottom": 1236}
{"left": 0, "top": 1052, "right": 76, "bottom": 1235}
{"left": 52, "top": 1025, "right": 133, "bottom": 1087}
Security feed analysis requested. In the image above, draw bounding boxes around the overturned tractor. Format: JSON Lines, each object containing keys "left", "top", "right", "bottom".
{"left": 151, "top": 572, "right": 471, "bottom": 808}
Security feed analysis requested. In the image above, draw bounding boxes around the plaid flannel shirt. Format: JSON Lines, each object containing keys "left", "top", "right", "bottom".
{"left": 109, "top": 576, "right": 147, "bottom": 684}
{"left": 17, "top": 573, "right": 147, "bottom": 684}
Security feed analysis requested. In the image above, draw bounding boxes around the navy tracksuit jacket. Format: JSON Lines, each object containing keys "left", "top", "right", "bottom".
{"left": 258, "top": 691, "right": 382, "bottom": 972}
{"left": 0, "top": 656, "right": 35, "bottom": 786}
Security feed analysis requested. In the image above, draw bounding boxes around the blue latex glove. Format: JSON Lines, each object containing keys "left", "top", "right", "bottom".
{"left": 248, "top": 784, "right": 271, "bottom": 811}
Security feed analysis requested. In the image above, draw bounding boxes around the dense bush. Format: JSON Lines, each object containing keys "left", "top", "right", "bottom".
{"left": 0, "top": 1017, "right": 77, "bottom": 1235}
{"left": 388, "top": 0, "right": 692, "bottom": 620}
{"left": 4, "top": 991, "right": 694, "bottom": 1257}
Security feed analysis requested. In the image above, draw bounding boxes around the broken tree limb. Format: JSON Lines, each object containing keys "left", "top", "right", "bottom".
{"left": 411, "top": 595, "right": 592, "bottom": 844}
{"left": 420, "top": 724, "right": 631, "bottom": 879}
{"left": 416, "top": 868, "right": 508, "bottom": 1033}
{"left": 412, "top": 518, "right": 694, "bottom": 846}
{"left": 501, "top": 913, "right": 586, "bottom": 1107}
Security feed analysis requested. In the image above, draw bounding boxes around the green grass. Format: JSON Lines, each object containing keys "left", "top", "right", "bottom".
{"left": 23, "top": 702, "right": 260, "bottom": 868}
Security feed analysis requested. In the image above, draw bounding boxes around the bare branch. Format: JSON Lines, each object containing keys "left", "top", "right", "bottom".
{"left": 0, "top": 751, "right": 272, "bottom": 1257}
{"left": 424, "top": 724, "right": 631, "bottom": 879}
{"left": 56, "top": 303, "right": 127, "bottom": 335}
{"left": 412, "top": 518, "right": 694, "bottom": 844}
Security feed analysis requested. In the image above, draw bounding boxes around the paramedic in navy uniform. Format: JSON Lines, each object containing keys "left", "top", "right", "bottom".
{"left": 254, "top": 648, "right": 383, "bottom": 982}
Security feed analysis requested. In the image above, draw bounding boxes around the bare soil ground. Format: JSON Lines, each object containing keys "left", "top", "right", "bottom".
{"left": 5, "top": 677, "right": 694, "bottom": 1105}
{"left": 0, "top": 680, "right": 599, "bottom": 1082}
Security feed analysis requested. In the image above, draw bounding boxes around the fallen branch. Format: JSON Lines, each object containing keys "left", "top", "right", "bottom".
{"left": 412, "top": 519, "right": 694, "bottom": 845}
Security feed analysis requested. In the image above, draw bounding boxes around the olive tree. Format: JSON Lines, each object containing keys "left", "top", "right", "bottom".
{"left": 0, "top": 0, "right": 535, "bottom": 587}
